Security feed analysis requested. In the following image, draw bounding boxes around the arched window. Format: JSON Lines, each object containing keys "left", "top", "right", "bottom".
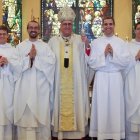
{"left": 41, "top": 0, "right": 113, "bottom": 42}
{"left": 2, "top": 0, "right": 22, "bottom": 46}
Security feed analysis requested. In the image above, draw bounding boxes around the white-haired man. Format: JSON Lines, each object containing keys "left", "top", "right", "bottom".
{"left": 48, "top": 6, "right": 90, "bottom": 140}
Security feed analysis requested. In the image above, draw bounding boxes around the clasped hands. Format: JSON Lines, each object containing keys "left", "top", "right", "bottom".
{"left": 135, "top": 50, "right": 140, "bottom": 61}
{"left": 27, "top": 44, "right": 37, "bottom": 68}
{"left": 28, "top": 44, "right": 36, "bottom": 59}
{"left": 104, "top": 44, "right": 113, "bottom": 57}
{"left": 0, "top": 56, "right": 8, "bottom": 67}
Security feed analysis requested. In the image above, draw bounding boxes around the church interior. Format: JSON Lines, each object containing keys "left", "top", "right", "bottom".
{"left": 0, "top": 1, "right": 139, "bottom": 140}
{"left": 0, "top": 0, "right": 134, "bottom": 45}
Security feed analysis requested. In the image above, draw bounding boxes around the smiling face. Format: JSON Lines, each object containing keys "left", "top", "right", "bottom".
{"left": 135, "top": 23, "right": 140, "bottom": 41}
{"left": 0, "top": 28, "right": 8, "bottom": 44}
{"left": 27, "top": 21, "right": 40, "bottom": 41}
{"left": 60, "top": 20, "right": 73, "bottom": 37}
{"left": 102, "top": 18, "right": 115, "bottom": 37}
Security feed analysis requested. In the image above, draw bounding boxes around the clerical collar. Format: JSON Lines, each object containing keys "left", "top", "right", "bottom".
{"left": 59, "top": 33, "right": 73, "bottom": 46}
{"left": 62, "top": 35, "right": 71, "bottom": 39}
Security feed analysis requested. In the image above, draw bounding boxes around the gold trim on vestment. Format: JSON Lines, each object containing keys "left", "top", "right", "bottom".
{"left": 59, "top": 39, "right": 76, "bottom": 131}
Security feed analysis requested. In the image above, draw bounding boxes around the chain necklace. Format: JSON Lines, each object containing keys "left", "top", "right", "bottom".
{"left": 59, "top": 33, "right": 73, "bottom": 46}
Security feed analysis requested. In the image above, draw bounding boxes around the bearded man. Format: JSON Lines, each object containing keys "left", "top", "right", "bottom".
{"left": 14, "top": 20, "right": 56, "bottom": 140}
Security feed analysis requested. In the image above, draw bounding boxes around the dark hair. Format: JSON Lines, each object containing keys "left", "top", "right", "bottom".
{"left": 134, "top": 22, "right": 140, "bottom": 30}
{"left": 27, "top": 20, "right": 40, "bottom": 29}
{"left": 102, "top": 16, "right": 115, "bottom": 25}
{"left": 0, "top": 25, "right": 8, "bottom": 33}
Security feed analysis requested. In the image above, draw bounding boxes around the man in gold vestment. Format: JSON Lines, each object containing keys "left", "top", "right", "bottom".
{"left": 48, "top": 5, "right": 90, "bottom": 140}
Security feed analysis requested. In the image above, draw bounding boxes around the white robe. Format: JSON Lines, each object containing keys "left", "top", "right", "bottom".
{"left": 14, "top": 39, "right": 55, "bottom": 140}
{"left": 124, "top": 40, "right": 140, "bottom": 140}
{"left": 48, "top": 34, "right": 90, "bottom": 139}
{"left": 0, "top": 43, "right": 18, "bottom": 140}
{"left": 88, "top": 35, "right": 131, "bottom": 140}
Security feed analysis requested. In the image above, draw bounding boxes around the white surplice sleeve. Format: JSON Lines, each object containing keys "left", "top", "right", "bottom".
{"left": 88, "top": 40, "right": 106, "bottom": 70}
{"left": 34, "top": 47, "right": 55, "bottom": 86}
{"left": 34, "top": 46, "right": 56, "bottom": 114}
{"left": 16, "top": 45, "right": 31, "bottom": 73}
{"left": 8, "top": 47, "right": 22, "bottom": 82}
{"left": 109, "top": 42, "right": 133, "bottom": 70}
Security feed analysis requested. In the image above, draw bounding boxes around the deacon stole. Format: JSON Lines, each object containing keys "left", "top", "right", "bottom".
{"left": 59, "top": 40, "right": 77, "bottom": 131}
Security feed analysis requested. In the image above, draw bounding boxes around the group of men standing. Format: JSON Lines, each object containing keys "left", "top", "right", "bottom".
{"left": 0, "top": 5, "right": 140, "bottom": 140}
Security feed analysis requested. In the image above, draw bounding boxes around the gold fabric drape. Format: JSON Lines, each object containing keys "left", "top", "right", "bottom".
{"left": 59, "top": 41, "right": 76, "bottom": 131}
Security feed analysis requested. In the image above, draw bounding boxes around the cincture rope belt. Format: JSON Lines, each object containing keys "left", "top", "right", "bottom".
{"left": 59, "top": 41, "right": 76, "bottom": 131}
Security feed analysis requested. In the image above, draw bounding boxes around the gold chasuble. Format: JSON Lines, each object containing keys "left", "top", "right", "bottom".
{"left": 59, "top": 38, "right": 77, "bottom": 131}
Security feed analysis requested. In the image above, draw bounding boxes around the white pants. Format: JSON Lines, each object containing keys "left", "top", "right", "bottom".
{"left": 0, "top": 125, "right": 12, "bottom": 140}
{"left": 16, "top": 126, "right": 51, "bottom": 140}
{"left": 15, "top": 106, "right": 51, "bottom": 140}
{"left": 126, "top": 121, "right": 140, "bottom": 140}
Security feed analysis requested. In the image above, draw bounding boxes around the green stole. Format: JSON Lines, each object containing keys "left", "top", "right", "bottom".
{"left": 59, "top": 39, "right": 77, "bottom": 131}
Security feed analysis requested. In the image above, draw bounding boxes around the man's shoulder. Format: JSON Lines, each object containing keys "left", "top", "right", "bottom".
{"left": 91, "top": 36, "right": 102, "bottom": 43}
{"left": 73, "top": 33, "right": 81, "bottom": 39}
{"left": 129, "top": 39, "right": 140, "bottom": 47}
{"left": 17, "top": 39, "right": 28, "bottom": 46}
{"left": 37, "top": 39, "right": 49, "bottom": 46}
{"left": 17, "top": 39, "right": 48, "bottom": 45}
{"left": 116, "top": 36, "right": 124, "bottom": 40}
{"left": 0, "top": 43, "right": 14, "bottom": 50}
{"left": 71, "top": 34, "right": 82, "bottom": 43}
{"left": 5, "top": 43, "right": 13, "bottom": 48}
{"left": 49, "top": 35, "right": 60, "bottom": 42}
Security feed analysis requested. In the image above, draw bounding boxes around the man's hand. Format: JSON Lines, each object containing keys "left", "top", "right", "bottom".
{"left": 28, "top": 44, "right": 36, "bottom": 68}
{"left": 135, "top": 50, "right": 140, "bottom": 61}
{"left": 81, "top": 35, "right": 89, "bottom": 47}
{"left": 108, "top": 44, "right": 113, "bottom": 56}
{"left": 81, "top": 35, "right": 91, "bottom": 55}
{"left": 0, "top": 56, "right": 8, "bottom": 67}
{"left": 29, "top": 44, "right": 36, "bottom": 59}
{"left": 105, "top": 44, "right": 113, "bottom": 57}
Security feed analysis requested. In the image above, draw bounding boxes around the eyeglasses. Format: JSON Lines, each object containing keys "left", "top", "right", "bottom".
{"left": 62, "top": 23, "right": 72, "bottom": 27}
{"left": 103, "top": 23, "right": 114, "bottom": 26}
{"left": 0, "top": 33, "right": 7, "bottom": 36}
{"left": 28, "top": 26, "right": 39, "bottom": 30}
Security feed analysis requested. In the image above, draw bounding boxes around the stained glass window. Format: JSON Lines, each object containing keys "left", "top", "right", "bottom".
{"left": 41, "top": 0, "right": 113, "bottom": 42}
{"left": 2, "top": 0, "right": 22, "bottom": 46}
{"left": 132, "top": 0, "right": 140, "bottom": 38}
